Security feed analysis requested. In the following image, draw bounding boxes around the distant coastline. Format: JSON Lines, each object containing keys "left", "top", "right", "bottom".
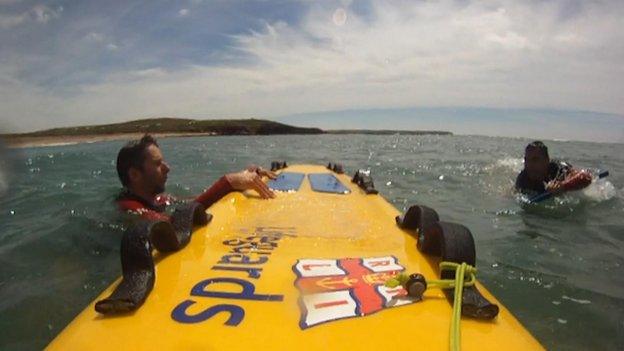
{"left": 1, "top": 117, "right": 452, "bottom": 148}
{"left": 326, "top": 129, "right": 452, "bottom": 136}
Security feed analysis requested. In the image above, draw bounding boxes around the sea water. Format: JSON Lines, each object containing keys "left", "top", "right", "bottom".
{"left": 0, "top": 134, "right": 622, "bottom": 350}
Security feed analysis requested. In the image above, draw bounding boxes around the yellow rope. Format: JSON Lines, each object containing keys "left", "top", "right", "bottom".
{"left": 384, "top": 261, "right": 477, "bottom": 351}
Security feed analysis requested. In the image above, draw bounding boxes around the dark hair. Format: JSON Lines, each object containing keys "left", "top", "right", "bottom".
{"left": 116, "top": 134, "right": 158, "bottom": 187}
{"left": 525, "top": 140, "right": 549, "bottom": 159}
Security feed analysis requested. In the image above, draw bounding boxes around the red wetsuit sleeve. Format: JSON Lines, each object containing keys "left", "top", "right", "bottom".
{"left": 118, "top": 199, "right": 171, "bottom": 221}
{"left": 562, "top": 170, "right": 592, "bottom": 192}
{"left": 195, "top": 176, "right": 234, "bottom": 208}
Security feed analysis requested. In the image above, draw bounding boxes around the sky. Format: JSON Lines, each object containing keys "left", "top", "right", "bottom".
{"left": 0, "top": 0, "right": 623, "bottom": 142}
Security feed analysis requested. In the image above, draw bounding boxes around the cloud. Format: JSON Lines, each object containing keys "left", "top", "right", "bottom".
{"left": 0, "top": 13, "right": 26, "bottom": 28}
{"left": 0, "top": 0, "right": 623, "bottom": 141}
{"left": 85, "top": 32, "right": 105, "bottom": 42}
{"left": 0, "top": 4, "right": 62, "bottom": 28}
{"left": 80, "top": 1, "right": 623, "bottom": 114}
{"left": 83, "top": 31, "right": 119, "bottom": 52}
{"left": 178, "top": 8, "right": 189, "bottom": 17}
{"left": 31, "top": 4, "right": 62, "bottom": 23}
{"left": 332, "top": 8, "right": 347, "bottom": 26}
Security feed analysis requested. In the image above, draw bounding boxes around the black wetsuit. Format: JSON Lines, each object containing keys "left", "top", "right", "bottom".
{"left": 515, "top": 160, "right": 572, "bottom": 194}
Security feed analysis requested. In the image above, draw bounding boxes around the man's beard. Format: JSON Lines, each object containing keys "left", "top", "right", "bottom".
{"left": 150, "top": 178, "right": 166, "bottom": 195}
{"left": 154, "top": 183, "right": 165, "bottom": 194}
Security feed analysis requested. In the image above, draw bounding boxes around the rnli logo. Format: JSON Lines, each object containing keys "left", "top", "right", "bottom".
{"left": 293, "top": 256, "right": 416, "bottom": 329}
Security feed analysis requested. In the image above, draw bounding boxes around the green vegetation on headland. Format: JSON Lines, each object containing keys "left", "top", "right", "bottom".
{"left": 1, "top": 117, "right": 452, "bottom": 147}
{"left": 8, "top": 118, "right": 323, "bottom": 137}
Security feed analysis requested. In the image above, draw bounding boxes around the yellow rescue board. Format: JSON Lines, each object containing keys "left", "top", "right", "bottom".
{"left": 47, "top": 165, "right": 543, "bottom": 350}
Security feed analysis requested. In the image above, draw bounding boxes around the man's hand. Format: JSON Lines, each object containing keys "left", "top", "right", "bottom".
{"left": 226, "top": 169, "right": 275, "bottom": 199}
{"left": 545, "top": 180, "right": 565, "bottom": 195}
{"left": 246, "top": 165, "right": 277, "bottom": 180}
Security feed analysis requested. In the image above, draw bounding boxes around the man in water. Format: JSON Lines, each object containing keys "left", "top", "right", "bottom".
{"left": 115, "top": 134, "right": 276, "bottom": 220}
{"left": 515, "top": 141, "right": 591, "bottom": 195}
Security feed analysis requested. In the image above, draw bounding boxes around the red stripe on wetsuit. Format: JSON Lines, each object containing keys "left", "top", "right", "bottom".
{"left": 117, "top": 176, "right": 233, "bottom": 221}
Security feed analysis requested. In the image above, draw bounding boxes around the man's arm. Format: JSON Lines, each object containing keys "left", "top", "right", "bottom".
{"left": 195, "top": 176, "right": 234, "bottom": 208}
{"left": 561, "top": 169, "right": 592, "bottom": 191}
{"left": 195, "top": 166, "right": 278, "bottom": 208}
{"left": 546, "top": 168, "right": 592, "bottom": 194}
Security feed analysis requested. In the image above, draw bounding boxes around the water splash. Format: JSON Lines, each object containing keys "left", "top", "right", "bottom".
{"left": 492, "top": 157, "right": 524, "bottom": 173}
{"left": 517, "top": 179, "right": 615, "bottom": 210}
{"left": 582, "top": 179, "right": 616, "bottom": 202}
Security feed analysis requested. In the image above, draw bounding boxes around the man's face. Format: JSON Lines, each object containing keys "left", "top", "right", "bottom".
{"left": 132, "top": 144, "right": 170, "bottom": 195}
{"left": 524, "top": 148, "right": 549, "bottom": 182}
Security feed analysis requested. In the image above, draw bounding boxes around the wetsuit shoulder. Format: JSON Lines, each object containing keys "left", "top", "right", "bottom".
{"left": 515, "top": 170, "right": 527, "bottom": 190}
{"left": 116, "top": 190, "right": 170, "bottom": 221}
{"left": 515, "top": 169, "right": 546, "bottom": 193}
{"left": 548, "top": 160, "right": 572, "bottom": 181}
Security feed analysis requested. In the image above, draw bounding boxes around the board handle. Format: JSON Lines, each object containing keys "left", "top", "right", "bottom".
{"left": 396, "top": 205, "right": 499, "bottom": 319}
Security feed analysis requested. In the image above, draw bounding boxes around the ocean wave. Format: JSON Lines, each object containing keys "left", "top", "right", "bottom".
{"left": 30, "top": 142, "right": 80, "bottom": 148}
{"left": 495, "top": 157, "right": 524, "bottom": 173}
{"left": 483, "top": 157, "right": 524, "bottom": 174}
{"left": 0, "top": 145, "right": 10, "bottom": 197}
{"left": 0, "top": 168, "right": 7, "bottom": 197}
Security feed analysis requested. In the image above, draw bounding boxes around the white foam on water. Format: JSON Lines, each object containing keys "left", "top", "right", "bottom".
{"left": 498, "top": 157, "right": 523, "bottom": 172}
{"left": 582, "top": 179, "right": 616, "bottom": 202}
{"left": 43, "top": 142, "right": 78, "bottom": 147}
{"left": 0, "top": 168, "right": 7, "bottom": 196}
{"left": 0, "top": 145, "right": 9, "bottom": 197}
{"left": 488, "top": 157, "right": 524, "bottom": 173}
{"left": 562, "top": 295, "right": 591, "bottom": 305}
